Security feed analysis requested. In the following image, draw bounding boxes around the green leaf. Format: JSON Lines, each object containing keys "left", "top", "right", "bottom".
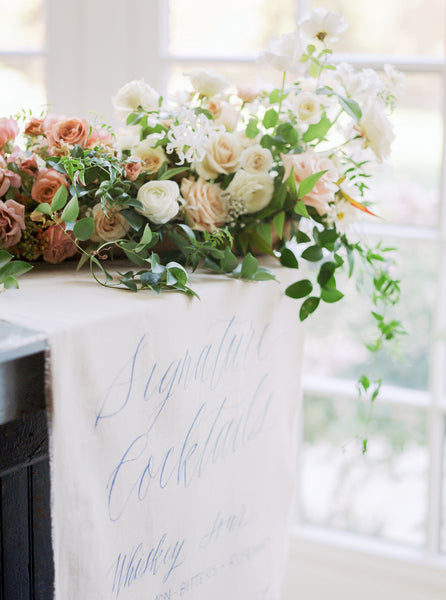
{"left": 256, "top": 223, "right": 272, "bottom": 246}
{"left": 276, "top": 123, "right": 299, "bottom": 146}
{"left": 159, "top": 167, "right": 189, "bottom": 181}
{"left": 36, "top": 203, "right": 52, "bottom": 216}
{"left": 263, "top": 108, "right": 279, "bottom": 129}
{"left": 260, "top": 134, "right": 274, "bottom": 150}
{"left": 4, "top": 275, "right": 19, "bottom": 289}
{"left": 0, "top": 250, "right": 13, "bottom": 269}
{"left": 294, "top": 201, "right": 310, "bottom": 218}
{"left": 51, "top": 185, "right": 68, "bottom": 211}
{"left": 71, "top": 144, "right": 84, "bottom": 158}
{"left": 285, "top": 279, "right": 313, "bottom": 299}
{"left": 321, "top": 287, "right": 344, "bottom": 303}
{"left": 337, "top": 95, "right": 362, "bottom": 122}
{"left": 302, "top": 245, "right": 323, "bottom": 262}
{"left": 119, "top": 208, "right": 144, "bottom": 231}
{"left": 287, "top": 169, "right": 298, "bottom": 200}
{"left": 317, "top": 261, "right": 336, "bottom": 287}
{"left": 240, "top": 253, "right": 258, "bottom": 279}
{"left": 0, "top": 260, "right": 33, "bottom": 283}
{"left": 296, "top": 231, "right": 311, "bottom": 243}
{"left": 135, "top": 224, "right": 153, "bottom": 250}
{"left": 280, "top": 248, "right": 299, "bottom": 269}
{"left": 299, "top": 296, "right": 320, "bottom": 321}
{"left": 273, "top": 212, "right": 285, "bottom": 239}
{"left": 246, "top": 118, "right": 260, "bottom": 139}
{"left": 302, "top": 116, "right": 331, "bottom": 142}
{"left": 60, "top": 195, "right": 79, "bottom": 223}
{"left": 221, "top": 248, "right": 239, "bottom": 273}
{"left": 73, "top": 217, "right": 95, "bottom": 241}
{"left": 297, "top": 170, "right": 328, "bottom": 200}
{"left": 253, "top": 270, "right": 276, "bottom": 281}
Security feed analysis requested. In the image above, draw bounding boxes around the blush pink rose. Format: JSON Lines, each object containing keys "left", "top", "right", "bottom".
{"left": 46, "top": 117, "right": 90, "bottom": 150}
{"left": 282, "top": 150, "right": 339, "bottom": 216}
{"left": 86, "top": 128, "right": 114, "bottom": 148}
{"left": 31, "top": 169, "right": 68, "bottom": 204}
{"left": 41, "top": 223, "right": 77, "bottom": 264}
{"left": 124, "top": 157, "right": 142, "bottom": 181}
{"left": 181, "top": 177, "right": 228, "bottom": 232}
{"left": 0, "top": 199, "right": 26, "bottom": 248}
{"left": 0, "top": 156, "right": 22, "bottom": 197}
{"left": 0, "top": 117, "right": 19, "bottom": 148}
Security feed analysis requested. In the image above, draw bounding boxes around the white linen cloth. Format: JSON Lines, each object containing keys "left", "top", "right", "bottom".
{"left": 0, "top": 262, "right": 304, "bottom": 600}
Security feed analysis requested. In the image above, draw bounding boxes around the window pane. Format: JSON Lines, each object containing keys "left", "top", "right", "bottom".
{"left": 0, "top": 58, "right": 46, "bottom": 116}
{"left": 303, "top": 238, "right": 437, "bottom": 390}
{"left": 308, "top": 0, "right": 445, "bottom": 56}
{"left": 375, "top": 73, "right": 442, "bottom": 229}
{"left": 0, "top": 0, "right": 45, "bottom": 51}
{"left": 301, "top": 395, "right": 428, "bottom": 547}
{"left": 168, "top": 0, "right": 296, "bottom": 57}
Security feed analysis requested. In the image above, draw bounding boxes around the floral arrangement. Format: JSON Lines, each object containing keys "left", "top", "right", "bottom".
{"left": 0, "top": 8, "right": 403, "bottom": 363}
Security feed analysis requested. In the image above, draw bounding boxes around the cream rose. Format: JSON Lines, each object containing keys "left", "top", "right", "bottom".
{"left": 195, "top": 132, "right": 242, "bottom": 180}
{"left": 132, "top": 137, "right": 166, "bottom": 173}
{"left": 136, "top": 180, "right": 180, "bottom": 225}
{"left": 282, "top": 150, "right": 338, "bottom": 216}
{"left": 226, "top": 170, "right": 274, "bottom": 214}
{"left": 294, "top": 92, "right": 323, "bottom": 124}
{"left": 240, "top": 145, "right": 273, "bottom": 174}
{"left": 181, "top": 177, "right": 227, "bottom": 232}
{"left": 90, "top": 204, "right": 131, "bottom": 242}
{"left": 113, "top": 80, "right": 160, "bottom": 122}
{"left": 207, "top": 99, "right": 239, "bottom": 131}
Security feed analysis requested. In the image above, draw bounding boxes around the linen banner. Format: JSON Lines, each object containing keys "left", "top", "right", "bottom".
{"left": 1, "top": 263, "right": 304, "bottom": 600}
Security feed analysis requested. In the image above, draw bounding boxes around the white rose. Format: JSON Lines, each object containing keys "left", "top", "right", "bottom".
{"left": 359, "top": 101, "right": 395, "bottom": 162}
{"left": 226, "top": 169, "right": 274, "bottom": 213}
{"left": 294, "top": 92, "right": 323, "bottom": 124}
{"left": 259, "top": 32, "right": 306, "bottom": 75}
{"left": 195, "top": 132, "right": 242, "bottom": 180}
{"left": 136, "top": 180, "right": 180, "bottom": 224}
{"left": 90, "top": 204, "right": 131, "bottom": 242}
{"left": 188, "top": 69, "right": 229, "bottom": 97}
{"left": 299, "top": 8, "right": 347, "bottom": 45}
{"left": 132, "top": 136, "right": 166, "bottom": 173}
{"left": 114, "top": 126, "right": 141, "bottom": 153}
{"left": 240, "top": 145, "right": 273, "bottom": 174}
{"left": 113, "top": 80, "right": 160, "bottom": 122}
{"left": 207, "top": 99, "right": 239, "bottom": 131}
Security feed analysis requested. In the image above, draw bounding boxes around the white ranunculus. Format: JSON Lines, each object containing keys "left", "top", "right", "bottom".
{"left": 240, "top": 145, "right": 273, "bottom": 174}
{"left": 299, "top": 8, "right": 347, "bottom": 44}
{"left": 136, "top": 180, "right": 180, "bottom": 224}
{"left": 226, "top": 169, "right": 274, "bottom": 214}
{"left": 384, "top": 64, "right": 406, "bottom": 100}
{"left": 187, "top": 69, "right": 229, "bottom": 97}
{"left": 294, "top": 91, "right": 323, "bottom": 124}
{"left": 113, "top": 80, "right": 160, "bottom": 122}
{"left": 259, "top": 32, "right": 306, "bottom": 75}
{"left": 359, "top": 101, "right": 395, "bottom": 162}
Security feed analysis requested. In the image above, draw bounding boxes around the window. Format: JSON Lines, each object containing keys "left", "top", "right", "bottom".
{"left": 0, "top": 0, "right": 46, "bottom": 117}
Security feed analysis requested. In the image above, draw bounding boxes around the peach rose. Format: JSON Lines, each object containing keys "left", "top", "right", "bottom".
{"left": 24, "top": 117, "right": 45, "bottom": 137}
{"left": 0, "top": 199, "right": 25, "bottom": 248}
{"left": 207, "top": 99, "right": 239, "bottom": 131}
{"left": 181, "top": 177, "right": 228, "bottom": 232}
{"left": 195, "top": 132, "right": 242, "bottom": 180}
{"left": 282, "top": 150, "right": 339, "bottom": 216}
{"left": 132, "top": 137, "right": 166, "bottom": 173}
{"left": 90, "top": 204, "right": 131, "bottom": 242}
{"left": 41, "top": 223, "right": 77, "bottom": 264}
{"left": 0, "top": 117, "right": 19, "bottom": 148}
{"left": 8, "top": 149, "right": 39, "bottom": 177}
{"left": 46, "top": 117, "right": 90, "bottom": 150}
{"left": 31, "top": 169, "right": 68, "bottom": 204}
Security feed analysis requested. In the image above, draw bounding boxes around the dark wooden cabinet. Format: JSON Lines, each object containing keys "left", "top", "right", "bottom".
{"left": 0, "top": 324, "right": 53, "bottom": 599}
